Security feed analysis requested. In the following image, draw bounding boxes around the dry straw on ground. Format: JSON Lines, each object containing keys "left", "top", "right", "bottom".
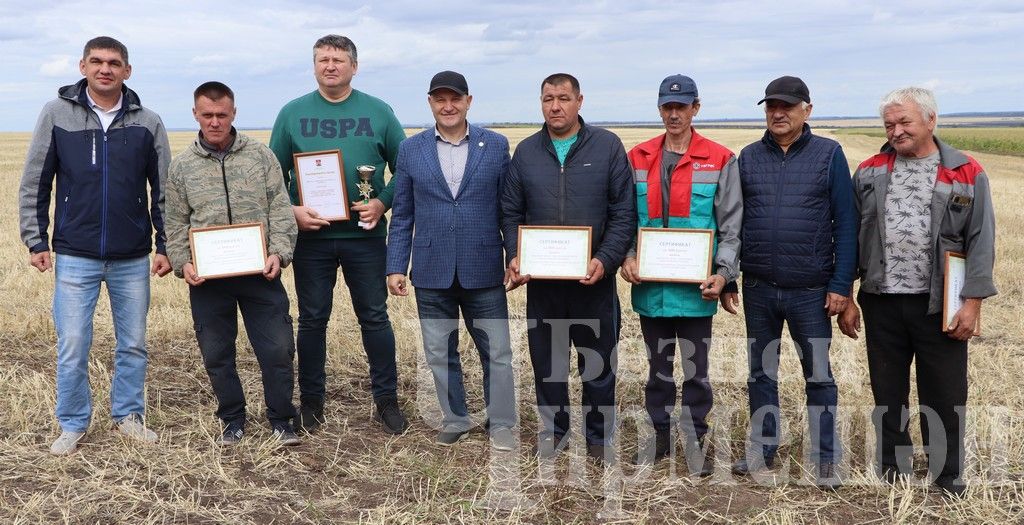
{"left": 1, "top": 127, "right": 1022, "bottom": 524}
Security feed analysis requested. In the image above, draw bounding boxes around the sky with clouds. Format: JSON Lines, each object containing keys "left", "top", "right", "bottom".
{"left": 2, "top": 0, "right": 1022, "bottom": 131}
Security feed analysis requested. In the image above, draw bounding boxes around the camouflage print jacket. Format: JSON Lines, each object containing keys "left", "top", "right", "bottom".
{"left": 165, "top": 131, "right": 297, "bottom": 278}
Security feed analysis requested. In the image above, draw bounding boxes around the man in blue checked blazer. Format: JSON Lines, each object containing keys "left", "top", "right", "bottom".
{"left": 386, "top": 71, "right": 517, "bottom": 451}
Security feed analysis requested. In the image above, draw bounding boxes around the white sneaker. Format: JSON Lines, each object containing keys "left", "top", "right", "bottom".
{"left": 116, "top": 414, "right": 158, "bottom": 443}
{"left": 50, "top": 431, "right": 86, "bottom": 455}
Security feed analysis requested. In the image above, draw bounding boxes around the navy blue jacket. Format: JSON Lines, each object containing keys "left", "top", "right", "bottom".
{"left": 386, "top": 124, "right": 511, "bottom": 289}
{"left": 737, "top": 124, "right": 857, "bottom": 295}
{"left": 500, "top": 117, "right": 636, "bottom": 273}
{"left": 19, "top": 79, "right": 170, "bottom": 259}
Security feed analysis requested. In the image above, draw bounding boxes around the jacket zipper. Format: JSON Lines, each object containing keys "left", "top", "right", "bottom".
{"left": 558, "top": 165, "right": 566, "bottom": 223}
{"left": 100, "top": 132, "right": 109, "bottom": 258}
{"left": 58, "top": 194, "right": 71, "bottom": 234}
{"left": 220, "top": 156, "right": 234, "bottom": 224}
{"left": 771, "top": 155, "right": 786, "bottom": 283}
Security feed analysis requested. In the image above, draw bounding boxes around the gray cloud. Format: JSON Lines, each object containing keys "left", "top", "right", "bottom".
{"left": 1, "top": 0, "right": 1022, "bottom": 130}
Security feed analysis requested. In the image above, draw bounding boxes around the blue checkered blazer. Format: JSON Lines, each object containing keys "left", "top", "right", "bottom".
{"left": 386, "top": 124, "right": 511, "bottom": 289}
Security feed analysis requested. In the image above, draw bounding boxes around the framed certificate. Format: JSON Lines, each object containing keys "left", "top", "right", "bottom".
{"left": 293, "top": 149, "right": 349, "bottom": 221}
{"left": 636, "top": 228, "right": 714, "bottom": 283}
{"left": 517, "top": 226, "right": 592, "bottom": 280}
{"left": 943, "top": 251, "right": 981, "bottom": 335}
{"left": 189, "top": 222, "right": 267, "bottom": 279}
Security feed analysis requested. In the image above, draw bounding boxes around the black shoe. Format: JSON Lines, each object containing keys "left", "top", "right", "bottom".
{"left": 436, "top": 428, "right": 470, "bottom": 446}
{"left": 272, "top": 426, "right": 302, "bottom": 447}
{"left": 587, "top": 444, "right": 616, "bottom": 467}
{"left": 816, "top": 462, "right": 842, "bottom": 490}
{"left": 731, "top": 455, "right": 774, "bottom": 476}
{"left": 633, "top": 429, "right": 671, "bottom": 466}
{"left": 295, "top": 404, "right": 325, "bottom": 434}
{"left": 373, "top": 396, "right": 409, "bottom": 435}
{"left": 217, "top": 425, "right": 244, "bottom": 446}
{"left": 535, "top": 433, "right": 569, "bottom": 460}
{"left": 684, "top": 436, "right": 713, "bottom": 477}
{"left": 934, "top": 474, "right": 967, "bottom": 498}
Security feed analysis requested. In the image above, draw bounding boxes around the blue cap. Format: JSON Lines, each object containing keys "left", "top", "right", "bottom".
{"left": 658, "top": 74, "right": 698, "bottom": 106}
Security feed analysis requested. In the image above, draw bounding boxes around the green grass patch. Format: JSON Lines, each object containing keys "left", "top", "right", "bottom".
{"left": 834, "top": 127, "right": 1024, "bottom": 157}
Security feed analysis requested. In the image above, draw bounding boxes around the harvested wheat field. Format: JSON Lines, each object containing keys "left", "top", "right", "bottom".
{"left": 1, "top": 126, "right": 1022, "bottom": 524}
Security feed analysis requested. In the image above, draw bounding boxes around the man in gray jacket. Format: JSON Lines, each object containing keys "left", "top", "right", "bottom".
{"left": 19, "top": 36, "right": 171, "bottom": 455}
{"left": 839, "top": 87, "right": 997, "bottom": 497}
{"left": 165, "top": 81, "right": 300, "bottom": 447}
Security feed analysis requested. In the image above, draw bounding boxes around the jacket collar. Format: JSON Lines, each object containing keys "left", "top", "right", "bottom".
{"left": 60, "top": 78, "right": 142, "bottom": 113}
{"left": 761, "top": 122, "right": 813, "bottom": 155}
{"left": 540, "top": 115, "right": 589, "bottom": 153}
{"left": 878, "top": 135, "right": 969, "bottom": 170}
{"left": 191, "top": 128, "right": 245, "bottom": 156}
{"left": 635, "top": 127, "right": 711, "bottom": 160}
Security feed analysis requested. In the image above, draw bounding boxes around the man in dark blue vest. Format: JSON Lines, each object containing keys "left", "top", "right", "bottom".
{"left": 731, "top": 76, "right": 857, "bottom": 488}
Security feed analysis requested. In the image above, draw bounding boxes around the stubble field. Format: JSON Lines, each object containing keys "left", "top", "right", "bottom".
{"left": 1, "top": 126, "right": 1022, "bottom": 524}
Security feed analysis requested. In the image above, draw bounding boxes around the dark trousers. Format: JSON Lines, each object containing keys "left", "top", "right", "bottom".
{"left": 189, "top": 275, "right": 297, "bottom": 429}
{"left": 526, "top": 277, "right": 620, "bottom": 446}
{"left": 415, "top": 282, "right": 517, "bottom": 431}
{"left": 292, "top": 237, "right": 397, "bottom": 405}
{"left": 639, "top": 315, "right": 713, "bottom": 439}
{"left": 742, "top": 277, "right": 838, "bottom": 463}
{"left": 859, "top": 291, "right": 968, "bottom": 479}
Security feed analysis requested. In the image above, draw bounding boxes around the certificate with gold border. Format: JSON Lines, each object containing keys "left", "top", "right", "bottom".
{"left": 517, "top": 226, "right": 592, "bottom": 280}
{"left": 293, "top": 149, "right": 349, "bottom": 221}
{"left": 637, "top": 227, "right": 713, "bottom": 283}
{"left": 189, "top": 222, "right": 267, "bottom": 279}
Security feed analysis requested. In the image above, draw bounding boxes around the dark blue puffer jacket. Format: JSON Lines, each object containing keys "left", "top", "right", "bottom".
{"left": 737, "top": 124, "right": 857, "bottom": 295}
{"left": 500, "top": 117, "right": 637, "bottom": 274}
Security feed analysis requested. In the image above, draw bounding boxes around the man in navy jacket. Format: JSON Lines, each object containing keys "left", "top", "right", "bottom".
{"left": 501, "top": 73, "right": 636, "bottom": 465}
{"left": 19, "top": 36, "right": 172, "bottom": 455}
{"left": 386, "top": 71, "right": 517, "bottom": 450}
{"left": 732, "top": 76, "right": 857, "bottom": 487}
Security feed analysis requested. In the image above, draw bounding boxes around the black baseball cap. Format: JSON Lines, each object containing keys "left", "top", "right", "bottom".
{"left": 757, "top": 75, "right": 810, "bottom": 105}
{"left": 428, "top": 70, "right": 469, "bottom": 96}
{"left": 658, "top": 74, "right": 698, "bottom": 106}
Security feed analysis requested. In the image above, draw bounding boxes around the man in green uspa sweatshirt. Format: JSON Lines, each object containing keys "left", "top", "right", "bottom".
{"left": 269, "top": 34, "right": 408, "bottom": 435}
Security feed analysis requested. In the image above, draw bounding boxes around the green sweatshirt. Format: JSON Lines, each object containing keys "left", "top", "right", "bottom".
{"left": 269, "top": 89, "right": 406, "bottom": 239}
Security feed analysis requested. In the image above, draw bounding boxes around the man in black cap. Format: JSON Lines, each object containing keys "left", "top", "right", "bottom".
{"left": 731, "top": 76, "right": 857, "bottom": 488}
{"left": 386, "top": 71, "right": 518, "bottom": 450}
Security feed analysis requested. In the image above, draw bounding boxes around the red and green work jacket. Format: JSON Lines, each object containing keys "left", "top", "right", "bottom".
{"left": 626, "top": 129, "right": 742, "bottom": 318}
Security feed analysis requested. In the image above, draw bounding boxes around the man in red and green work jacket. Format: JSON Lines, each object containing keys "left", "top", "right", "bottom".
{"left": 620, "top": 74, "right": 742, "bottom": 474}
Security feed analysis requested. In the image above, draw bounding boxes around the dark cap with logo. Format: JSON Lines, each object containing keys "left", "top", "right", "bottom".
{"left": 658, "top": 74, "right": 698, "bottom": 106}
{"left": 757, "top": 75, "right": 810, "bottom": 105}
{"left": 428, "top": 70, "right": 469, "bottom": 96}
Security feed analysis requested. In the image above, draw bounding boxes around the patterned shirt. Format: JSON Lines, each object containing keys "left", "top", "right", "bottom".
{"left": 882, "top": 152, "right": 940, "bottom": 293}
{"left": 435, "top": 127, "right": 470, "bottom": 197}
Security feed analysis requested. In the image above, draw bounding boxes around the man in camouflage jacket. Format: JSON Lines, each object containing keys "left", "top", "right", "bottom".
{"left": 165, "top": 81, "right": 301, "bottom": 446}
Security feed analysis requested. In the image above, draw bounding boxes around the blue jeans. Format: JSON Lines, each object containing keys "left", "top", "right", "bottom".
{"left": 415, "top": 282, "right": 516, "bottom": 431}
{"left": 293, "top": 237, "right": 397, "bottom": 404}
{"left": 53, "top": 254, "right": 151, "bottom": 432}
{"left": 742, "top": 276, "right": 837, "bottom": 464}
